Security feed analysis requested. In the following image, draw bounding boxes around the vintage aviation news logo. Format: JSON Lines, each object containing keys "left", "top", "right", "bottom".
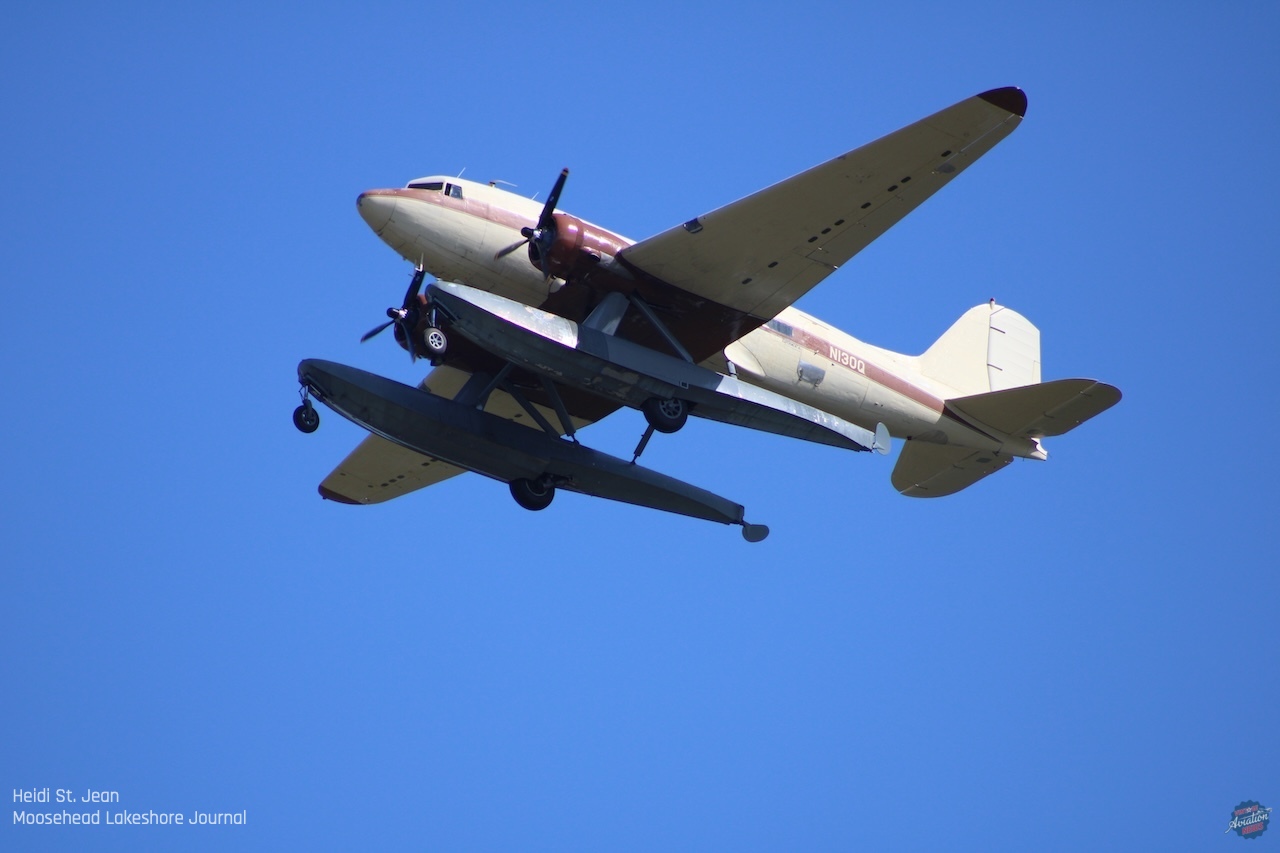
{"left": 1226, "top": 801, "right": 1272, "bottom": 839}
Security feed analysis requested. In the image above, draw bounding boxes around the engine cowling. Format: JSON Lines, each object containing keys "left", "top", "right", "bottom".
{"left": 529, "top": 213, "right": 623, "bottom": 281}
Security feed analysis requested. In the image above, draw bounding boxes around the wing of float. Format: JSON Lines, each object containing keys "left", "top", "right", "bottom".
{"left": 318, "top": 364, "right": 597, "bottom": 504}
{"left": 619, "top": 88, "right": 1026, "bottom": 326}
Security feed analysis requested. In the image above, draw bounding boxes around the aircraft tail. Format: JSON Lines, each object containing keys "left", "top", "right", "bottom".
{"left": 892, "top": 379, "right": 1122, "bottom": 497}
{"left": 946, "top": 379, "right": 1122, "bottom": 439}
{"left": 896, "top": 304, "right": 1120, "bottom": 497}
{"left": 892, "top": 443, "right": 1013, "bottom": 497}
{"left": 920, "top": 302, "right": 1041, "bottom": 396}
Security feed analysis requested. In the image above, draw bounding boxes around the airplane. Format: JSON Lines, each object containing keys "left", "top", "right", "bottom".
{"left": 294, "top": 86, "right": 1120, "bottom": 541}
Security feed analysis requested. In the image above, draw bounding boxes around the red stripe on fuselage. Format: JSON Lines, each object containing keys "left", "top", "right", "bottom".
{"left": 762, "top": 323, "right": 947, "bottom": 415}
{"left": 363, "top": 188, "right": 632, "bottom": 259}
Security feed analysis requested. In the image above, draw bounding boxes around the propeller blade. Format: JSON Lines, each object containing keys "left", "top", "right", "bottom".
{"left": 360, "top": 319, "right": 394, "bottom": 343}
{"left": 402, "top": 265, "right": 426, "bottom": 307}
{"left": 363, "top": 266, "right": 428, "bottom": 356}
{"left": 536, "top": 168, "right": 569, "bottom": 230}
{"left": 494, "top": 238, "right": 529, "bottom": 260}
{"left": 395, "top": 309, "right": 419, "bottom": 363}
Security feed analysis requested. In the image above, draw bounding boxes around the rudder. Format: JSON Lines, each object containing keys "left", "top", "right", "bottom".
{"left": 920, "top": 302, "right": 1041, "bottom": 397}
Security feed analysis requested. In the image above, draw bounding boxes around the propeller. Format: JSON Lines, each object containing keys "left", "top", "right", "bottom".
{"left": 361, "top": 265, "right": 426, "bottom": 361}
{"left": 493, "top": 168, "right": 568, "bottom": 279}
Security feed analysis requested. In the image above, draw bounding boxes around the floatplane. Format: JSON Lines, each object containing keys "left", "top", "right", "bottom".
{"left": 295, "top": 87, "right": 1120, "bottom": 541}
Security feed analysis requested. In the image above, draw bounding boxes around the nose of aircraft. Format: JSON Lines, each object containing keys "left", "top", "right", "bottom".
{"left": 356, "top": 191, "right": 396, "bottom": 233}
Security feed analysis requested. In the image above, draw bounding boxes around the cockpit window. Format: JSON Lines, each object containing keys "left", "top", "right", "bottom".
{"left": 403, "top": 179, "right": 463, "bottom": 199}
{"left": 766, "top": 319, "right": 794, "bottom": 337}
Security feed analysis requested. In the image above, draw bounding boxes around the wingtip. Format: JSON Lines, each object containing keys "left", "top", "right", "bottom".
{"left": 978, "top": 86, "right": 1027, "bottom": 118}
{"left": 319, "top": 484, "right": 362, "bottom": 504}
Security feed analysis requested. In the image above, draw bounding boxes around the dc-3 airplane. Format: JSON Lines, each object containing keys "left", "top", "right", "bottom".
{"left": 295, "top": 87, "right": 1120, "bottom": 541}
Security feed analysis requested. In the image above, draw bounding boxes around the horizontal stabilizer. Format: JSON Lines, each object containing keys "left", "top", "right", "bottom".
{"left": 894, "top": 379, "right": 1121, "bottom": 497}
{"left": 892, "top": 442, "right": 1013, "bottom": 497}
{"left": 947, "top": 379, "right": 1122, "bottom": 438}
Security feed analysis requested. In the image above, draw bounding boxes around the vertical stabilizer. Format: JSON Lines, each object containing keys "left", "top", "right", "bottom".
{"left": 920, "top": 303, "right": 1040, "bottom": 397}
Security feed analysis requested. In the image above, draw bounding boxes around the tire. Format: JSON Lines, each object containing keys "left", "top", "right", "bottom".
{"left": 642, "top": 396, "right": 689, "bottom": 434}
{"left": 423, "top": 327, "right": 448, "bottom": 358}
{"left": 509, "top": 477, "right": 555, "bottom": 511}
{"left": 293, "top": 404, "right": 320, "bottom": 433}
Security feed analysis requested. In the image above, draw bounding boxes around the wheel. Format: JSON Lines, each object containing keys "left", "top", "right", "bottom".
{"left": 642, "top": 396, "right": 689, "bottom": 433}
{"left": 423, "top": 326, "right": 448, "bottom": 358}
{"left": 509, "top": 477, "right": 554, "bottom": 511}
{"left": 293, "top": 403, "right": 319, "bottom": 433}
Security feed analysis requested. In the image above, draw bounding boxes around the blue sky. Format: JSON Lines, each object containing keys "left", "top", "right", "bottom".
{"left": 3, "top": 2, "right": 1277, "bottom": 850}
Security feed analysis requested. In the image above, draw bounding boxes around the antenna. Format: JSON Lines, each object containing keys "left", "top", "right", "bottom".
{"left": 488, "top": 179, "right": 517, "bottom": 188}
{"left": 455, "top": 167, "right": 467, "bottom": 178}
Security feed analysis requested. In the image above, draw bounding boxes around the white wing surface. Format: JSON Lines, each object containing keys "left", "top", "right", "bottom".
{"left": 619, "top": 88, "right": 1026, "bottom": 323}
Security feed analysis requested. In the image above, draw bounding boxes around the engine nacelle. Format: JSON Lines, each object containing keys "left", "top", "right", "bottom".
{"left": 530, "top": 213, "right": 624, "bottom": 280}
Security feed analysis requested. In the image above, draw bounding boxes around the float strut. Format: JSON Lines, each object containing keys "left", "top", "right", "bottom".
{"left": 630, "top": 424, "right": 656, "bottom": 464}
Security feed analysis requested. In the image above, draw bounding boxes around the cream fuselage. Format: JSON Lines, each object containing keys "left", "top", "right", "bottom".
{"left": 356, "top": 177, "right": 1032, "bottom": 458}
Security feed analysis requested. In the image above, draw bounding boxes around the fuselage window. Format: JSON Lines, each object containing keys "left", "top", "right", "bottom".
{"left": 446, "top": 183, "right": 463, "bottom": 199}
{"left": 407, "top": 180, "right": 444, "bottom": 191}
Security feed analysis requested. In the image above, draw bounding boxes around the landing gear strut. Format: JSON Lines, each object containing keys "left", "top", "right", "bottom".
{"left": 509, "top": 477, "right": 555, "bottom": 511}
{"left": 293, "top": 399, "right": 319, "bottom": 433}
{"left": 294, "top": 385, "right": 320, "bottom": 433}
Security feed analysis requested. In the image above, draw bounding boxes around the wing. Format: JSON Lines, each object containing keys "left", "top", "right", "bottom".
{"left": 319, "top": 434, "right": 466, "bottom": 505}
{"left": 317, "top": 365, "right": 599, "bottom": 505}
{"left": 619, "top": 87, "right": 1026, "bottom": 324}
